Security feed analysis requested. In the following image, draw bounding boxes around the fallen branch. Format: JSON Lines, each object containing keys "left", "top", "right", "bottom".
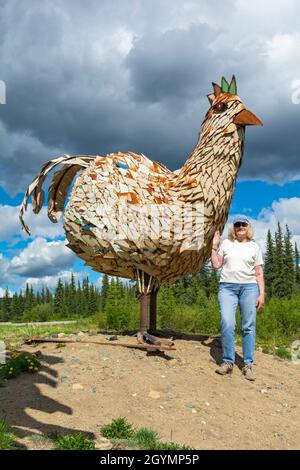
{"left": 24, "top": 337, "right": 176, "bottom": 353}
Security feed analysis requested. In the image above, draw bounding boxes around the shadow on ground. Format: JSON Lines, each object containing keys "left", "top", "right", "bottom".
{"left": 122, "top": 328, "right": 244, "bottom": 369}
{"left": 0, "top": 349, "right": 96, "bottom": 449}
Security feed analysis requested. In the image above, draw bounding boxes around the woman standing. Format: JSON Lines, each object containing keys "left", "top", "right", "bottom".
{"left": 211, "top": 215, "right": 265, "bottom": 381}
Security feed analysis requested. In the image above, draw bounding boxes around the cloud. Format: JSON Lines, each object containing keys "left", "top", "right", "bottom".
{"left": 9, "top": 237, "right": 76, "bottom": 277}
{"left": 0, "top": 204, "right": 64, "bottom": 243}
{"left": 22, "top": 269, "right": 90, "bottom": 292}
{"left": 0, "top": 0, "right": 300, "bottom": 196}
{"left": 125, "top": 24, "right": 216, "bottom": 104}
{"left": 0, "top": 287, "right": 13, "bottom": 297}
{"left": 223, "top": 197, "right": 300, "bottom": 255}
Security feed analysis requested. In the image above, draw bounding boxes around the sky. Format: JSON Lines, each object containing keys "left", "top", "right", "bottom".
{"left": 0, "top": 0, "right": 300, "bottom": 294}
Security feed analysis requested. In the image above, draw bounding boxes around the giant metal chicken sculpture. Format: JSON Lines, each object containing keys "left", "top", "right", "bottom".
{"left": 19, "top": 76, "right": 262, "bottom": 347}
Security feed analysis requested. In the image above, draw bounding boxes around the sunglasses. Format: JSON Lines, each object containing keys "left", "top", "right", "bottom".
{"left": 234, "top": 222, "right": 248, "bottom": 228}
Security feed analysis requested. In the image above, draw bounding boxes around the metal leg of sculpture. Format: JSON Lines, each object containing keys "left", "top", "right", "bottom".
{"left": 135, "top": 269, "right": 174, "bottom": 346}
{"left": 149, "top": 288, "right": 158, "bottom": 332}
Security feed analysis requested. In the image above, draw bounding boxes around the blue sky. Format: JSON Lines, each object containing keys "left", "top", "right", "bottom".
{"left": 1, "top": 0, "right": 300, "bottom": 294}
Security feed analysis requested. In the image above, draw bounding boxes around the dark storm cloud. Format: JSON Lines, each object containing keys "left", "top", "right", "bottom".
{"left": 0, "top": 0, "right": 300, "bottom": 196}
{"left": 125, "top": 24, "right": 217, "bottom": 104}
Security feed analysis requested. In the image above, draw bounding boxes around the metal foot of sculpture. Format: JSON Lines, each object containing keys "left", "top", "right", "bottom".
{"left": 135, "top": 269, "right": 174, "bottom": 346}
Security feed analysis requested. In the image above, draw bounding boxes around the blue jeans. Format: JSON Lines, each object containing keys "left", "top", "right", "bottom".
{"left": 218, "top": 282, "right": 259, "bottom": 365}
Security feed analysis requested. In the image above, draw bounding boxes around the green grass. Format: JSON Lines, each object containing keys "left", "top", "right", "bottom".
{"left": 133, "top": 427, "right": 159, "bottom": 449}
{"left": 274, "top": 347, "right": 292, "bottom": 360}
{"left": 0, "top": 316, "right": 99, "bottom": 348}
{"left": 54, "top": 433, "right": 95, "bottom": 450}
{"left": 100, "top": 417, "right": 193, "bottom": 450}
{"left": 0, "top": 421, "right": 16, "bottom": 450}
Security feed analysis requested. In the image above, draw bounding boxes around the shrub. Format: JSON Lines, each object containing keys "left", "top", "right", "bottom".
{"left": 274, "top": 347, "right": 292, "bottom": 360}
{"left": 100, "top": 417, "right": 135, "bottom": 439}
{"left": 0, "top": 352, "right": 40, "bottom": 385}
{"left": 22, "top": 303, "right": 54, "bottom": 322}
{"left": 55, "top": 433, "right": 95, "bottom": 450}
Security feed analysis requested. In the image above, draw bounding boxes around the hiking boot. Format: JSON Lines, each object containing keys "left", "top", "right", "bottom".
{"left": 242, "top": 364, "right": 255, "bottom": 381}
{"left": 215, "top": 362, "right": 233, "bottom": 375}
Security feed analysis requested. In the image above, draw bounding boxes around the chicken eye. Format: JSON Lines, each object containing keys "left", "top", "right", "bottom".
{"left": 214, "top": 102, "right": 228, "bottom": 113}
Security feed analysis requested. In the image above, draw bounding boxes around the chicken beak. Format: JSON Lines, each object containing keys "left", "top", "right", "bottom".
{"left": 233, "top": 109, "right": 263, "bottom": 126}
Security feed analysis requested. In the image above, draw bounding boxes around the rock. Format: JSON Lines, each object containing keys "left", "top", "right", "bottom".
{"left": 107, "top": 335, "right": 118, "bottom": 341}
{"left": 60, "top": 376, "right": 70, "bottom": 382}
{"left": 148, "top": 390, "right": 160, "bottom": 399}
{"left": 95, "top": 437, "right": 113, "bottom": 450}
{"left": 192, "top": 409, "right": 197, "bottom": 414}
{"left": 72, "top": 383, "right": 83, "bottom": 390}
{"left": 71, "top": 357, "right": 81, "bottom": 365}
{"left": 91, "top": 387, "right": 97, "bottom": 394}
{"left": 205, "top": 402, "right": 210, "bottom": 407}
{"left": 77, "top": 332, "right": 85, "bottom": 337}
{"left": 132, "top": 393, "right": 137, "bottom": 397}
{"left": 260, "top": 389, "right": 268, "bottom": 394}
{"left": 58, "top": 333, "right": 66, "bottom": 338}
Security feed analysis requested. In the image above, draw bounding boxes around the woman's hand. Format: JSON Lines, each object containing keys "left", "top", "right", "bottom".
{"left": 256, "top": 294, "right": 265, "bottom": 310}
{"left": 212, "top": 230, "right": 221, "bottom": 249}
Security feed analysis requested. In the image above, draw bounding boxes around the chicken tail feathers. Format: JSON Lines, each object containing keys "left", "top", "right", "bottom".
{"left": 19, "top": 154, "right": 95, "bottom": 236}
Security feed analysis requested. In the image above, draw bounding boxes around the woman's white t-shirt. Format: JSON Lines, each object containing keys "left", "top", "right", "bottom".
{"left": 218, "top": 239, "right": 263, "bottom": 284}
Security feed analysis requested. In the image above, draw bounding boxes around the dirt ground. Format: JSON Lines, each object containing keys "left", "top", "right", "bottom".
{"left": 1, "top": 331, "right": 299, "bottom": 450}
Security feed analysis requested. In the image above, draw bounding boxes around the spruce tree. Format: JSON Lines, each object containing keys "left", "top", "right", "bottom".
{"left": 295, "top": 242, "right": 300, "bottom": 289}
{"left": 82, "top": 277, "right": 90, "bottom": 317}
{"left": 11, "top": 292, "right": 21, "bottom": 321}
{"left": 1, "top": 288, "right": 11, "bottom": 321}
{"left": 101, "top": 274, "right": 109, "bottom": 312}
{"left": 18, "top": 290, "right": 25, "bottom": 317}
{"left": 68, "top": 273, "right": 77, "bottom": 315}
{"left": 88, "top": 285, "right": 98, "bottom": 315}
{"left": 264, "top": 229, "right": 275, "bottom": 299}
{"left": 24, "top": 284, "right": 36, "bottom": 313}
{"left": 105, "top": 278, "right": 122, "bottom": 330}
{"left": 157, "top": 284, "right": 176, "bottom": 329}
{"left": 283, "top": 225, "right": 295, "bottom": 297}
{"left": 273, "top": 222, "right": 286, "bottom": 297}
{"left": 54, "top": 278, "right": 66, "bottom": 317}
{"left": 45, "top": 287, "right": 53, "bottom": 304}
{"left": 41, "top": 286, "right": 46, "bottom": 303}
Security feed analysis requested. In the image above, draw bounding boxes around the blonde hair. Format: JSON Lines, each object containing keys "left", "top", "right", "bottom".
{"left": 228, "top": 221, "right": 254, "bottom": 241}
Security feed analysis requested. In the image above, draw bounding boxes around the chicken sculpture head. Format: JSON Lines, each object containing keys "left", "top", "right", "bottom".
{"left": 19, "top": 75, "right": 263, "bottom": 347}
{"left": 206, "top": 75, "right": 262, "bottom": 128}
